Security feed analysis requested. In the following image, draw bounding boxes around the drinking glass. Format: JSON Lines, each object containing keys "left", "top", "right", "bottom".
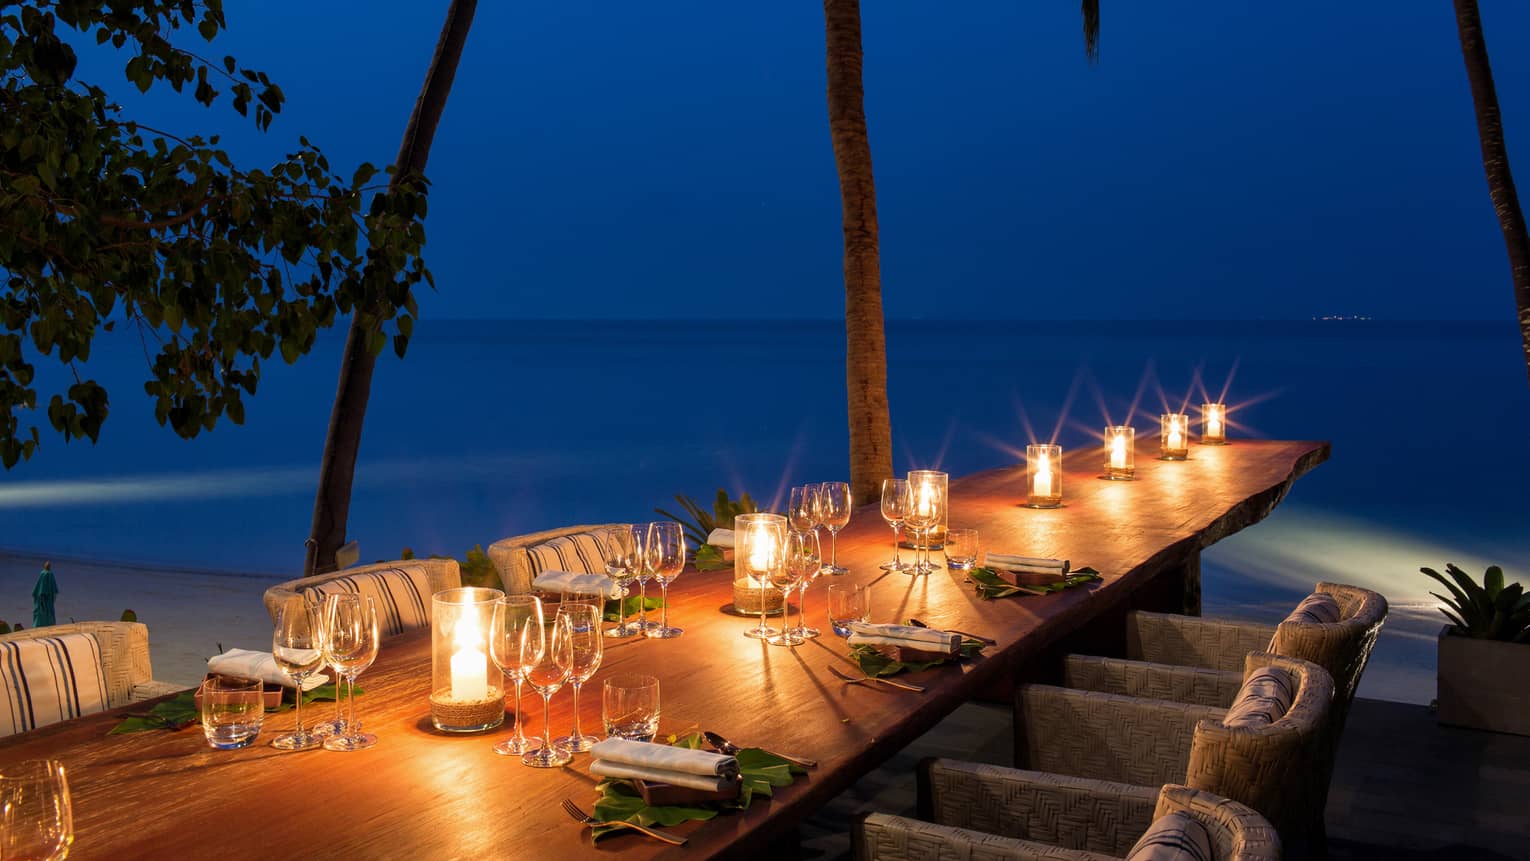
{"left": 490, "top": 595, "right": 545, "bottom": 755}
{"left": 602, "top": 525, "right": 641, "bottom": 638}
{"left": 0, "top": 760, "right": 72, "bottom": 861}
{"left": 787, "top": 529, "right": 823, "bottom": 640}
{"left": 903, "top": 502, "right": 935, "bottom": 576}
{"left": 767, "top": 535, "right": 806, "bottom": 647}
{"left": 602, "top": 674, "right": 660, "bottom": 742}
{"left": 631, "top": 523, "right": 658, "bottom": 631}
{"left": 644, "top": 521, "right": 686, "bottom": 639}
{"left": 787, "top": 485, "right": 817, "bottom": 534}
{"left": 271, "top": 597, "right": 324, "bottom": 751}
{"left": 827, "top": 583, "right": 871, "bottom": 637}
{"left": 879, "top": 478, "right": 913, "bottom": 572}
{"left": 944, "top": 528, "right": 979, "bottom": 570}
{"left": 522, "top": 611, "right": 573, "bottom": 768}
{"left": 554, "top": 603, "right": 604, "bottom": 753}
{"left": 200, "top": 675, "right": 264, "bottom": 749}
{"left": 321, "top": 594, "right": 380, "bottom": 752}
{"left": 818, "top": 481, "right": 852, "bottom": 574}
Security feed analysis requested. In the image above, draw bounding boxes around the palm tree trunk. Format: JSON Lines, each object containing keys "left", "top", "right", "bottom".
{"left": 1453, "top": 0, "right": 1530, "bottom": 389}
{"left": 304, "top": 0, "right": 478, "bottom": 576}
{"left": 824, "top": 0, "right": 892, "bottom": 506}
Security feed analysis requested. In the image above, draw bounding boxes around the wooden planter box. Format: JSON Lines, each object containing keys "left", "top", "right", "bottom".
{"left": 1437, "top": 627, "right": 1530, "bottom": 736}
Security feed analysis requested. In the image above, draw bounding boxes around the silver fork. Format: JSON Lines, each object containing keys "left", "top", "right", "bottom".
{"left": 560, "top": 799, "right": 687, "bottom": 845}
{"left": 827, "top": 664, "right": 925, "bottom": 693}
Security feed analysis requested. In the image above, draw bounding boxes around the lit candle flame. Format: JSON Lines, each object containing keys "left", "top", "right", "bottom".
{"left": 1168, "top": 417, "right": 1184, "bottom": 450}
{"left": 1206, "top": 405, "right": 1224, "bottom": 440}
{"left": 450, "top": 612, "right": 488, "bottom": 702}
{"left": 917, "top": 483, "right": 935, "bottom": 518}
{"left": 747, "top": 521, "right": 776, "bottom": 578}
{"left": 1109, "top": 432, "right": 1127, "bottom": 470}
{"left": 1034, "top": 452, "right": 1053, "bottom": 496}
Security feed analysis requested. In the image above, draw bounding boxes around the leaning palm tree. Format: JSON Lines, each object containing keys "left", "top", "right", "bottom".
{"left": 305, "top": 0, "right": 479, "bottom": 576}
{"left": 1452, "top": 0, "right": 1530, "bottom": 389}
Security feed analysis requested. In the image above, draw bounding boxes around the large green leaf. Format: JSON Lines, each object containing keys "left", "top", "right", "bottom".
{"left": 965, "top": 567, "right": 1100, "bottom": 600}
{"left": 603, "top": 596, "right": 662, "bottom": 623}
{"left": 693, "top": 544, "right": 729, "bottom": 572}
{"left": 849, "top": 637, "right": 985, "bottom": 677}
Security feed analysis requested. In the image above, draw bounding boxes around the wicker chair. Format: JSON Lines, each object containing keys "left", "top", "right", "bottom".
{"left": 262, "top": 558, "right": 460, "bottom": 637}
{"left": 1016, "top": 652, "right": 1333, "bottom": 860}
{"left": 486, "top": 524, "right": 621, "bottom": 595}
{"left": 856, "top": 775, "right": 1279, "bottom": 860}
{"left": 0, "top": 622, "right": 180, "bottom": 715}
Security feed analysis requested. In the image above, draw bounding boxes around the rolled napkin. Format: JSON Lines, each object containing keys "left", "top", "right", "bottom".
{"left": 207, "top": 648, "right": 328, "bottom": 691}
{"left": 531, "top": 570, "right": 622, "bottom": 599}
{"left": 589, "top": 738, "right": 740, "bottom": 792}
{"left": 706, "top": 528, "right": 735, "bottom": 548}
{"left": 985, "top": 553, "right": 1070, "bottom": 576}
{"left": 846, "top": 621, "right": 961, "bottom": 655}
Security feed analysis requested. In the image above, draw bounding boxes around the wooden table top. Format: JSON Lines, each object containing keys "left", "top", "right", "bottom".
{"left": 0, "top": 439, "right": 1328, "bottom": 860}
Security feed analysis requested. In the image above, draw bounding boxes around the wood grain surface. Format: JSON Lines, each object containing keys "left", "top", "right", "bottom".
{"left": 0, "top": 440, "right": 1327, "bottom": 859}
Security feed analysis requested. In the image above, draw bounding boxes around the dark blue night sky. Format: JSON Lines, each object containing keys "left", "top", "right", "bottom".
{"left": 68, "top": 2, "right": 1530, "bottom": 321}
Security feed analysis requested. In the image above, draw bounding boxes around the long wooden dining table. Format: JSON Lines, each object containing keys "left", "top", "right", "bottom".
{"left": 0, "top": 439, "right": 1327, "bottom": 859}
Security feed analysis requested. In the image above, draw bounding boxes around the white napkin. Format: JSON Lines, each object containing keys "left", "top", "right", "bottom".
{"left": 706, "top": 528, "right": 735, "bottom": 548}
{"left": 589, "top": 760, "right": 736, "bottom": 793}
{"left": 531, "top": 570, "right": 621, "bottom": 599}
{"left": 986, "top": 553, "right": 1070, "bottom": 575}
{"left": 589, "top": 738, "right": 739, "bottom": 776}
{"left": 207, "top": 648, "right": 328, "bottom": 691}
{"left": 846, "top": 622, "right": 961, "bottom": 654}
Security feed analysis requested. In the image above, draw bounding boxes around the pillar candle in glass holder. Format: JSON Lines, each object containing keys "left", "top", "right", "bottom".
{"left": 1025, "top": 444, "right": 1063, "bottom": 508}
{"left": 1160, "top": 413, "right": 1190, "bottom": 460}
{"left": 1103, "top": 426, "right": 1135, "bottom": 480}
{"left": 430, "top": 586, "right": 506, "bottom": 733}
{"left": 734, "top": 512, "right": 786, "bottom": 625}
{"left": 907, "top": 469, "right": 949, "bottom": 548}
{"left": 1201, "top": 403, "right": 1227, "bottom": 445}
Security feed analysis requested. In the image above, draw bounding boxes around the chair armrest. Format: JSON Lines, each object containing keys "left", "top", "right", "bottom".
{"left": 1016, "top": 684, "right": 1224, "bottom": 787}
{"left": 1126, "top": 611, "right": 1277, "bottom": 673}
{"left": 1064, "top": 654, "right": 1244, "bottom": 708}
{"left": 1157, "top": 785, "right": 1282, "bottom": 861}
{"left": 919, "top": 759, "right": 1157, "bottom": 857}
{"left": 128, "top": 680, "right": 185, "bottom": 703}
{"left": 855, "top": 812, "right": 1121, "bottom": 861}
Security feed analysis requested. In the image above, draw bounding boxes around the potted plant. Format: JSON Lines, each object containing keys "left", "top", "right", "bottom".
{"left": 1422, "top": 563, "right": 1530, "bottom": 736}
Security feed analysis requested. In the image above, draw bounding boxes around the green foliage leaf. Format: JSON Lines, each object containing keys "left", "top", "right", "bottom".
{"left": 1422, "top": 563, "right": 1528, "bottom": 641}
{"left": 603, "top": 595, "right": 662, "bottom": 623}
{"left": 693, "top": 544, "right": 729, "bottom": 572}
{"left": 849, "top": 637, "right": 985, "bottom": 677}
{"left": 965, "top": 567, "right": 1101, "bottom": 600}
{"left": 109, "top": 691, "right": 198, "bottom": 734}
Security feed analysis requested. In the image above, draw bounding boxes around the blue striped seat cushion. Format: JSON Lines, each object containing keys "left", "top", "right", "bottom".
{"left": 1222, "top": 666, "right": 1297, "bottom": 728}
{"left": 1125, "top": 811, "right": 1214, "bottom": 861}
{"left": 525, "top": 532, "right": 610, "bottom": 577}
{"left": 1281, "top": 592, "right": 1342, "bottom": 625}
{"left": 0, "top": 633, "right": 110, "bottom": 737}
{"left": 298, "top": 566, "right": 432, "bottom": 637}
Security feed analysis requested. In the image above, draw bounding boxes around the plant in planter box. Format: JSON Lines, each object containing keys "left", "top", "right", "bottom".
{"left": 1422, "top": 563, "right": 1530, "bottom": 736}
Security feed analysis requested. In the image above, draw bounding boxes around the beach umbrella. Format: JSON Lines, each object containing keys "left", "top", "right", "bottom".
{"left": 32, "top": 561, "right": 57, "bottom": 629}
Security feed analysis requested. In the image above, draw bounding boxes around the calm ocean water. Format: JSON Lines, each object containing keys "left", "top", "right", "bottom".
{"left": 3, "top": 318, "right": 1528, "bottom": 589}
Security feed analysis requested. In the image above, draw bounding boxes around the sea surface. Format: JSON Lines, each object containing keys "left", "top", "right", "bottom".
{"left": 3, "top": 319, "right": 1528, "bottom": 700}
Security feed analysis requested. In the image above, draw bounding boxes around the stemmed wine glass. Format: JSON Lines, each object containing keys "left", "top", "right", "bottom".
{"left": 602, "top": 525, "right": 641, "bottom": 638}
{"left": 0, "top": 759, "right": 72, "bottom": 861}
{"left": 880, "top": 478, "right": 913, "bottom": 572}
{"left": 818, "top": 481, "right": 852, "bottom": 575}
{"left": 554, "top": 603, "right": 604, "bottom": 753}
{"left": 904, "top": 494, "right": 938, "bottom": 576}
{"left": 630, "top": 524, "right": 657, "bottom": 632}
{"left": 644, "top": 521, "right": 686, "bottom": 638}
{"left": 791, "top": 528, "right": 824, "bottom": 640}
{"left": 271, "top": 597, "right": 324, "bottom": 751}
{"left": 321, "top": 593, "right": 380, "bottom": 752}
{"left": 770, "top": 530, "right": 820, "bottom": 646}
{"left": 522, "top": 610, "right": 573, "bottom": 768}
{"left": 490, "top": 595, "right": 544, "bottom": 756}
{"left": 788, "top": 485, "right": 817, "bottom": 535}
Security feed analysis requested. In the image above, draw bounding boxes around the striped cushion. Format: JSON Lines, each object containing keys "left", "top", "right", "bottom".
{"left": 1126, "top": 811, "right": 1213, "bottom": 861}
{"left": 1281, "top": 592, "right": 1342, "bottom": 625}
{"left": 0, "top": 633, "right": 110, "bottom": 737}
{"left": 1222, "top": 666, "right": 1296, "bottom": 728}
{"left": 525, "top": 532, "right": 610, "bottom": 577}
{"left": 297, "top": 566, "right": 432, "bottom": 637}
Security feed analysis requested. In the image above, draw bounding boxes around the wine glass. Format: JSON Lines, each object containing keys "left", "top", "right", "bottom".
{"left": 630, "top": 523, "right": 657, "bottom": 631}
{"left": 769, "top": 531, "right": 815, "bottom": 646}
{"left": 903, "top": 499, "right": 934, "bottom": 576}
{"left": 522, "top": 611, "right": 573, "bottom": 768}
{"left": 0, "top": 759, "right": 72, "bottom": 861}
{"left": 602, "top": 525, "right": 640, "bottom": 638}
{"left": 791, "top": 528, "right": 824, "bottom": 640}
{"left": 788, "top": 485, "right": 816, "bottom": 533}
{"left": 644, "top": 521, "right": 686, "bottom": 639}
{"left": 271, "top": 597, "right": 324, "bottom": 751}
{"left": 490, "top": 595, "right": 545, "bottom": 755}
{"left": 321, "top": 594, "right": 380, "bottom": 752}
{"left": 879, "top": 478, "right": 913, "bottom": 572}
{"left": 827, "top": 583, "right": 872, "bottom": 636}
{"left": 554, "top": 603, "right": 604, "bottom": 753}
{"left": 818, "top": 481, "right": 852, "bottom": 574}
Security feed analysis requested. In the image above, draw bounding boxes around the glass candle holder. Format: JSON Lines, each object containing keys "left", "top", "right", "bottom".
{"left": 430, "top": 586, "right": 506, "bottom": 733}
{"left": 1102, "top": 426, "right": 1135, "bottom": 480}
{"left": 1201, "top": 403, "right": 1227, "bottom": 445}
{"left": 907, "top": 469, "right": 948, "bottom": 549}
{"left": 734, "top": 513, "right": 788, "bottom": 630}
{"left": 1025, "top": 444, "right": 1063, "bottom": 508}
{"left": 1160, "top": 413, "right": 1190, "bottom": 460}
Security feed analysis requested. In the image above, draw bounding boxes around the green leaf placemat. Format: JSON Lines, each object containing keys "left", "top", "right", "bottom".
{"left": 590, "top": 732, "right": 807, "bottom": 841}
{"left": 693, "top": 544, "right": 729, "bottom": 571}
{"left": 603, "top": 595, "right": 663, "bottom": 623}
{"left": 849, "top": 636, "right": 986, "bottom": 678}
{"left": 109, "top": 683, "right": 360, "bottom": 733}
{"left": 966, "top": 566, "right": 1101, "bottom": 600}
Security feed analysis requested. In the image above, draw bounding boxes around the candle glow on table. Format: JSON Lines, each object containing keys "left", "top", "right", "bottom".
{"left": 1202, "top": 403, "right": 1227, "bottom": 445}
{"left": 1025, "top": 444, "right": 1063, "bottom": 508}
{"left": 450, "top": 614, "right": 489, "bottom": 703}
{"left": 1160, "top": 413, "right": 1190, "bottom": 460}
{"left": 1103, "top": 426, "right": 1135, "bottom": 480}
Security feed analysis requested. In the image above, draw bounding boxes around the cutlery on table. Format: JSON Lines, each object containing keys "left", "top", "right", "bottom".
{"left": 703, "top": 730, "right": 818, "bottom": 768}
{"left": 907, "top": 617, "right": 998, "bottom": 646}
{"left": 827, "top": 664, "right": 925, "bottom": 693}
{"left": 560, "top": 799, "right": 687, "bottom": 846}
